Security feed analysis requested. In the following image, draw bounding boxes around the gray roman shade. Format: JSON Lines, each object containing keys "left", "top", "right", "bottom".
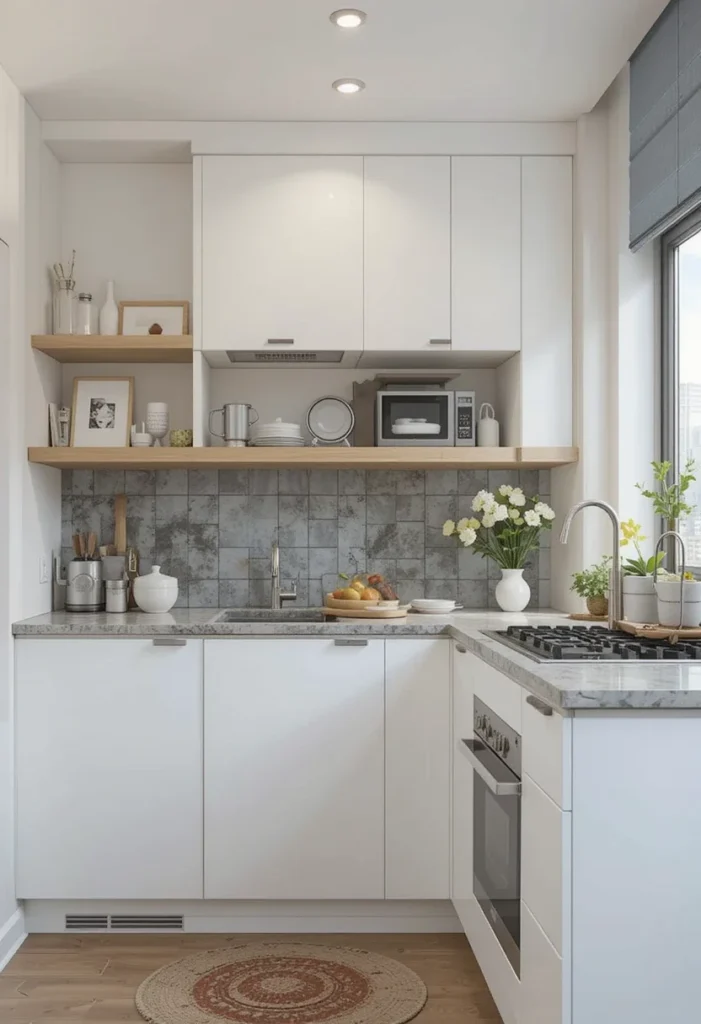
{"left": 630, "top": 0, "right": 701, "bottom": 249}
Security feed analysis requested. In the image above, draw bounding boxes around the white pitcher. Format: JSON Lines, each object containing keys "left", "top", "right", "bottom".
{"left": 477, "top": 403, "right": 500, "bottom": 447}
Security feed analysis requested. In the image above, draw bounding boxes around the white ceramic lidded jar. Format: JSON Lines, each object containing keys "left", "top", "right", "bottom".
{"left": 133, "top": 565, "right": 178, "bottom": 613}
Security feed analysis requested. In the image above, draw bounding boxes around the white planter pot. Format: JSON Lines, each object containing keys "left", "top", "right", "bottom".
{"left": 655, "top": 579, "right": 701, "bottom": 628}
{"left": 133, "top": 565, "right": 179, "bottom": 614}
{"left": 622, "top": 576, "right": 658, "bottom": 624}
{"left": 495, "top": 568, "right": 531, "bottom": 613}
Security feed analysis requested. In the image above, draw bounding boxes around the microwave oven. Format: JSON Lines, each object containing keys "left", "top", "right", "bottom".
{"left": 376, "top": 390, "right": 455, "bottom": 446}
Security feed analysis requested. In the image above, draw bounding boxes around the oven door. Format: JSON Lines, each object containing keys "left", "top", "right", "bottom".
{"left": 461, "top": 738, "right": 521, "bottom": 975}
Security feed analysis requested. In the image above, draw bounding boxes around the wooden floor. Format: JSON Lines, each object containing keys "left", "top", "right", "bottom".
{"left": 0, "top": 932, "right": 501, "bottom": 1023}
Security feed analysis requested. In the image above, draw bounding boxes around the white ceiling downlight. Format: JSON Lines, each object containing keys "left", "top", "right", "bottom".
{"left": 330, "top": 9, "right": 367, "bottom": 28}
{"left": 333, "top": 78, "right": 366, "bottom": 94}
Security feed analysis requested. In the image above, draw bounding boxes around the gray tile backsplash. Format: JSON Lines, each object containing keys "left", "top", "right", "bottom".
{"left": 61, "top": 468, "right": 551, "bottom": 609}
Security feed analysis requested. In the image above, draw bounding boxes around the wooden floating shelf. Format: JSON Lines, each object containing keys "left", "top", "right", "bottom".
{"left": 32, "top": 334, "right": 193, "bottom": 364}
{"left": 28, "top": 446, "right": 578, "bottom": 471}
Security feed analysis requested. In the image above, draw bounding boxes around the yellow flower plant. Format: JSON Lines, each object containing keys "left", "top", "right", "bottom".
{"left": 620, "top": 519, "right": 664, "bottom": 576}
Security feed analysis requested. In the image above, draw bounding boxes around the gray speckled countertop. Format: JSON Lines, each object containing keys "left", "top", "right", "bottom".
{"left": 14, "top": 609, "right": 701, "bottom": 711}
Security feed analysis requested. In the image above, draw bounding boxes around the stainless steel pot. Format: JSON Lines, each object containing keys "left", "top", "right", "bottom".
{"left": 65, "top": 560, "right": 104, "bottom": 612}
{"left": 209, "top": 403, "right": 259, "bottom": 447}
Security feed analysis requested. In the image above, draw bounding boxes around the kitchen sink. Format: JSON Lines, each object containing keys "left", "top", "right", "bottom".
{"left": 212, "top": 608, "right": 328, "bottom": 623}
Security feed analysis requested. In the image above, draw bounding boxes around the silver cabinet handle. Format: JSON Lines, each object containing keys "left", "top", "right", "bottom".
{"left": 429, "top": 338, "right": 451, "bottom": 345}
{"left": 459, "top": 739, "right": 521, "bottom": 797}
{"left": 267, "top": 338, "right": 294, "bottom": 345}
{"left": 455, "top": 644, "right": 467, "bottom": 654}
{"left": 152, "top": 638, "right": 187, "bottom": 647}
{"left": 334, "top": 639, "right": 368, "bottom": 647}
{"left": 526, "top": 694, "right": 553, "bottom": 717}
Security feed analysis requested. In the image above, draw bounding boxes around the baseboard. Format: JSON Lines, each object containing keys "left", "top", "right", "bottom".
{"left": 24, "top": 899, "right": 461, "bottom": 934}
{"left": 0, "top": 908, "right": 26, "bottom": 971}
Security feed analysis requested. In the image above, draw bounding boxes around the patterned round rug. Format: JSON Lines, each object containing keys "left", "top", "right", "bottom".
{"left": 135, "top": 943, "right": 427, "bottom": 1024}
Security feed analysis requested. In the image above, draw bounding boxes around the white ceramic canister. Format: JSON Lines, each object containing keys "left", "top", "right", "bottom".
{"left": 655, "top": 579, "right": 701, "bottom": 628}
{"left": 622, "top": 575, "right": 658, "bottom": 624}
{"left": 477, "top": 403, "right": 500, "bottom": 447}
{"left": 133, "top": 565, "right": 179, "bottom": 614}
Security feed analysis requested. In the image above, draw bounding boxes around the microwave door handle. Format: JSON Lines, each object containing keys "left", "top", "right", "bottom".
{"left": 460, "top": 739, "right": 522, "bottom": 797}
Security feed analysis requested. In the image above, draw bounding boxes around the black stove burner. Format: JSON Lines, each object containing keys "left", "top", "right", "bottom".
{"left": 496, "top": 625, "right": 701, "bottom": 661}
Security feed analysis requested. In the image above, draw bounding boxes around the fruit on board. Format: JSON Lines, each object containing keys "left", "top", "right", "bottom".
{"left": 361, "top": 587, "right": 381, "bottom": 601}
{"left": 339, "top": 587, "right": 362, "bottom": 601}
{"left": 332, "top": 589, "right": 346, "bottom": 599}
{"left": 350, "top": 579, "right": 366, "bottom": 594}
{"left": 367, "top": 574, "right": 384, "bottom": 586}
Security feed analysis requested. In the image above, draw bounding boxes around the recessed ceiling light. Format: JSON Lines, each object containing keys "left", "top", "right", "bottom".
{"left": 330, "top": 9, "right": 367, "bottom": 28}
{"left": 332, "top": 78, "right": 366, "bottom": 94}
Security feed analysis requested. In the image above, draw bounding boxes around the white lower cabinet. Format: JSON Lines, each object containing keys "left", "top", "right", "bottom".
{"left": 451, "top": 642, "right": 474, "bottom": 927}
{"left": 520, "top": 902, "right": 569, "bottom": 1024}
{"left": 385, "top": 639, "right": 450, "bottom": 898}
{"left": 204, "top": 638, "right": 385, "bottom": 899}
{"left": 15, "top": 638, "right": 204, "bottom": 899}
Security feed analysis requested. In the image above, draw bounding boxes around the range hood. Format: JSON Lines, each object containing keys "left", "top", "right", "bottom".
{"left": 226, "top": 350, "right": 344, "bottom": 364}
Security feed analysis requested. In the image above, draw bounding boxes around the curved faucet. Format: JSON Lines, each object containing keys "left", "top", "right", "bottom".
{"left": 271, "top": 541, "right": 297, "bottom": 610}
{"left": 560, "top": 500, "right": 621, "bottom": 630}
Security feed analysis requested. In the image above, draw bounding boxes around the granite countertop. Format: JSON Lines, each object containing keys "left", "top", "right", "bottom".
{"left": 14, "top": 609, "right": 701, "bottom": 711}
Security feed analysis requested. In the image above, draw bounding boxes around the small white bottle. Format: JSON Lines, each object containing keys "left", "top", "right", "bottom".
{"left": 99, "top": 280, "right": 118, "bottom": 335}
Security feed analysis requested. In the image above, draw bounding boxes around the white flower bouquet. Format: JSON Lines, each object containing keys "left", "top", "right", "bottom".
{"left": 443, "top": 485, "right": 555, "bottom": 570}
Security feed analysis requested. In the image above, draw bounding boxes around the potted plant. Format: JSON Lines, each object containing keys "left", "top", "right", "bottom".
{"left": 620, "top": 519, "right": 665, "bottom": 624}
{"left": 636, "top": 458, "right": 696, "bottom": 534}
{"left": 443, "top": 486, "right": 555, "bottom": 612}
{"left": 655, "top": 571, "right": 701, "bottom": 628}
{"left": 570, "top": 557, "right": 612, "bottom": 617}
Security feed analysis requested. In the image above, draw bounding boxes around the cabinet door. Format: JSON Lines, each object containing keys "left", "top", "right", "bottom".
{"left": 521, "top": 157, "right": 573, "bottom": 446}
{"left": 452, "top": 157, "right": 521, "bottom": 353}
{"left": 16, "top": 639, "right": 203, "bottom": 899}
{"left": 204, "top": 638, "right": 384, "bottom": 899}
{"left": 364, "top": 157, "right": 450, "bottom": 352}
{"left": 202, "top": 156, "right": 363, "bottom": 352}
{"left": 520, "top": 902, "right": 569, "bottom": 1024}
{"left": 385, "top": 639, "right": 450, "bottom": 898}
{"left": 451, "top": 643, "right": 474, "bottom": 927}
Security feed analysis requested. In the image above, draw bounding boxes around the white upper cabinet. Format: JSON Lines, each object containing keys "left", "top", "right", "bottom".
{"left": 364, "top": 157, "right": 451, "bottom": 352}
{"left": 451, "top": 157, "right": 521, "bottom": 353}
{"left": 201, "top": 156, "right": 363, "bottom": 352}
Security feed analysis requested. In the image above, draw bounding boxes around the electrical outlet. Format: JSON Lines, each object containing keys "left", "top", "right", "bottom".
{"left": 40, "top": 554, "right": 50, "bottom": 584}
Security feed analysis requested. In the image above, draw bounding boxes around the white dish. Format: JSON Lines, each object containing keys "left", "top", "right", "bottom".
{"left": 411, "top": 599, "right": 462, "bottom": 614}
{"left": 307, "top": 397, "right": 355, "bottom": 443}
{"left": 392, "top": 422, "right": 441, "bottom": 435}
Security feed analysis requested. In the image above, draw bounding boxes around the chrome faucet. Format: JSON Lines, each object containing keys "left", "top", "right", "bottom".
{"left": 560, "top": 500, "right": 622, "bottom": 630}
{"left": 271, "top": 541, "right": 297, "bottom": 610}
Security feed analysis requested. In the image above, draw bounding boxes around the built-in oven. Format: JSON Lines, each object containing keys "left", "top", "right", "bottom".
{"left": 460, "top": 696, "right": 522, "bottom": 975}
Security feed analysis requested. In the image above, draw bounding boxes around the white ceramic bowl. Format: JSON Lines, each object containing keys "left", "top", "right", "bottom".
{"left": 133, "top": 565, "right": 179, "bottom": 614}
{"left": 411, "top": 599, "right": 460, "bottom": 614}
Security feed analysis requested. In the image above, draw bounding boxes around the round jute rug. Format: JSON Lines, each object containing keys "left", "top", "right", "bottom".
{"left": 135, "top": 942, "right": 428, "bottom": 1024}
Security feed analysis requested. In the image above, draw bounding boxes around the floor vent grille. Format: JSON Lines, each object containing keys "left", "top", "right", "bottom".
{"left": 64, "top": 914, "right": 184, "bottom": 932}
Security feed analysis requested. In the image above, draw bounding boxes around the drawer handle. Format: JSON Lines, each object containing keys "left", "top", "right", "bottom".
{"left": 526, "top": 694, "right": 553, "bottom": 717}
{"left": 455, "top": 644, "right": 467, "bottom": 654}
{"left": 152, "top": 638, "right": 187, "bottom": 647}
{"left": 267, "top": 338, "right": 294, "bottom": 345}
{"left": 429, "top": 338, "right": 451, "bottom": 345}
{"left": 334, "top": 639, "right": 368, "bottom": 647}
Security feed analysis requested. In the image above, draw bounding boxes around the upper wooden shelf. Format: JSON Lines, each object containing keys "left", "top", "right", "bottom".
{"left": 32, "top": 334, "right": 193, "bottom": 364}
{"left": 27, "top": 446, "right": 578, "bottom": 471}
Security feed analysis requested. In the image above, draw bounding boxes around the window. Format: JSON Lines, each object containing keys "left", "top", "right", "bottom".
{"left": 662, "top": 209, "right": 701, "bottom": 569}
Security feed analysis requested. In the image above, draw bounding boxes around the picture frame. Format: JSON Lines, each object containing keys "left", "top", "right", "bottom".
{"left": 118, "top": 300, "right": 189, "bottom": 336}
{"left": 70, "top": 377, "right": 134, "bottom": 448}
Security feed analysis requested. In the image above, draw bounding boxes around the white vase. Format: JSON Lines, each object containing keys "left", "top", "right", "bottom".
{"left": 99, "top": 280, "right": 118, "bottom": 335}
{"left": 622, "top": 576, "right": 657, "bottom": 624}
{"left": 495, "top": 568, "right": 531, "bottom": 612}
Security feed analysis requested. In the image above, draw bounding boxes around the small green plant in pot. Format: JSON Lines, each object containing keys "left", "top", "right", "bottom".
{"left": 620, "top": 519, "right": 665, "bottom": 624}
{"left": 571, "top": 557, "right": 612, "bottom": 617}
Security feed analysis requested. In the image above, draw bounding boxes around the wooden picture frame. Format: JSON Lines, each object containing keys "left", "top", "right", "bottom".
{"left": 70, "top": 376, "right": 134, "bottom": 447}
{"left": 118, "top": 300, "right": 190, "bottom": 336}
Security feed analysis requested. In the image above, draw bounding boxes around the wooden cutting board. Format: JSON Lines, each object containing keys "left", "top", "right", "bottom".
{"left": 114, "top": 493, "right": 127, "bottom": 555}
{"left": 616, "top": 620, "right": 701, "bottom": 641}
{"left": 323, "top": 605, "right": 410, "bottom": 619}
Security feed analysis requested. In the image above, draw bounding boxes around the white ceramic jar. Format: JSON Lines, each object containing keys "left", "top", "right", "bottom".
{"left": 622, "top": 575, "right": 658, "bottom": 624}
{"left": 133, "top": 565, "right": 178, "bottom": 614}
{"left": 655, "top": 579, "right": 701, "bottom": 628}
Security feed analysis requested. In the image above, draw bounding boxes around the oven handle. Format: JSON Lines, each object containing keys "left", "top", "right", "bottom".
{"left": 459, "top": 739, "right": 522, "bottom": 797}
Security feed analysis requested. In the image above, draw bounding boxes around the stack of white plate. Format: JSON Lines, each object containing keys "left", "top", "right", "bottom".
{"left": 411, "top": 599, "right": 462, "bottom": 614}
{"left": 250, "top": 418, "right": 305, "bottom": 447}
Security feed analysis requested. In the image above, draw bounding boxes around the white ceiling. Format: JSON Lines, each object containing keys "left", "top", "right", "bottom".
{"left": 1, "top": 0, "right": 667, "bottom": 122}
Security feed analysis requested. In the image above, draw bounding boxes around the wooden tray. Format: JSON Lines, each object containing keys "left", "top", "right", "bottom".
{"left": 569, "top": 612, "right": 607, "bottom": 622}
{"left": 616, "top": 620, "right": 701, "bottom": 641}
{"left": 323, "top": 605, "right": 410, "bottom": 619}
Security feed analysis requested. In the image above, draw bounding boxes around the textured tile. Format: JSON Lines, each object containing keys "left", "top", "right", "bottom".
{"left": 396, "top": 558, "right": 425, "bottom": 580}
{"left": 188, "top": 495, "right": 219, "bottom": 525}
{"left": 309, "top": 520, "right": 338, "bottom": 548}
{"left": 395, "top": 470, "right": 425, "bottom": 495}
{"left": 458, "top": 548, "right": 488, "bottom": 580}
{"left": 249, "top": 469, "right": 278, "bottom": 495}
{"left": 366, "top": 471, "right": 395, "bottom": 495}
{"left": 338, "top": 469, "right": 366, "bottom": 494}
{"left": 425, "top": 470, "right": 458, "bottom": 495}
{"left": 250, "top": 579, "right": 273, "bottom": 607}
{"left": 458, "top": 579, "right": 489, "bottom": 608}
{"left": 94, "top": 470, "right": 125, "bottom": 495}
{"left": 249, "top": 557, "right": 270, "bottom": 579}
{"left": 278, "top": 495, "right": 308, "bottom": 547}
{"left": 458, "top": 495, "right": 479, "bottom": 520}
{"left": 539, "top": 548, "right": 551, "bottom": 580}
{"left": 426, "top": 495, "right": 457, "bottom": 529}
{"left": 309, "top": 495, "right": 338, "bottom": 520}
{"left": 539, "top": 580, "right": 551, "bottom": 608}
{"left": 219, "top": 580, "right": 249, "bottom": 607}
{"left": 367, "top": 495, "right": 396, "bottom": 525}
{"left": 219, "top": 548, "right": 249, "bottom": 580}
{"left": 125, "top": 470, "right": 155, "bottom": 495}
{"left": 188, "top": 524, "right": 219, "bottom": 580}
{"left": 249, "top": 518, "right": 279, "bottom": 558}
{"left": 427, "top": 579, "right": 459, "bottom": 600}
{"left": 310, "top": 548, "right": 338, "bottom": 577}
{"left": 280, "top": 547, "right": 309, "bottom": 579}
{"left": 71, "top": 470, "right": 94, "bottom": 496}
{"left": 62, "top": 470, "right": 73, "bottom": 495}
{"left": 156, "top": 469, "right": 188, "bottom": 495}
{"left": 426, "top": 526, "right": 458, "bottom": 549}
{"left": 425, "top": 548, "right": 458, "bottom": 579}
{"left": 219, "top": 469, "right": 249, "bottom": 495}
{"left": 338, "top": 494, "right": 366, "bottom": 520}
{"left": 458, "top": 469, "right": 489, "bottom": 494}
{"left": 488, "top": 469, "right": 516, "bottom": 493}
{"left": 189, "top": 469, "right": 218, "bottom": 495}
{"left": 369, "top": 558, "right": 396, "bottom": 580}
{"left": 310, "top": 470, "right": 338, "bottom": 494}
{"left": 538, "top": 470, "right": 551, "bottom": 496}
{"left": 286, "top": 578, "right": 309, "bottom": 607}
{"left": 398, "top": 579, "right": 426, "bottom": 601}
{"left": 338, "top": 546, "right": 366, "bottom": 575}
{"left": 367, "top": 522, "right": 424, "bottom": 560}
{"left": 188, "top": 581, "right": 219, "bottom": 608}
{"left": 219, "top": 496, "right": 248, "bottom": 548}
{"left": 156, "top": 495, "right": 188, "bottom": 527}
{"left": 278, "top": 469, "right": 309, "bottom": 494}
{"left": 126, "top": 496, "right": 156, "bottom": 559}
{"left": 519, "top": 469, "right": 539, "bottom": 494}
{"left": 308, "top": 579, "right": 323, "bottom": 607}
{"left": 396, "top": 495, "right": 424, "bottom": 522}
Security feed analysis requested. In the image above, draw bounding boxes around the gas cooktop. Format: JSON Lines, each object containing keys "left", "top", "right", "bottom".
{"left": 484, "top": 625, "right": 701, "bottom": 662}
